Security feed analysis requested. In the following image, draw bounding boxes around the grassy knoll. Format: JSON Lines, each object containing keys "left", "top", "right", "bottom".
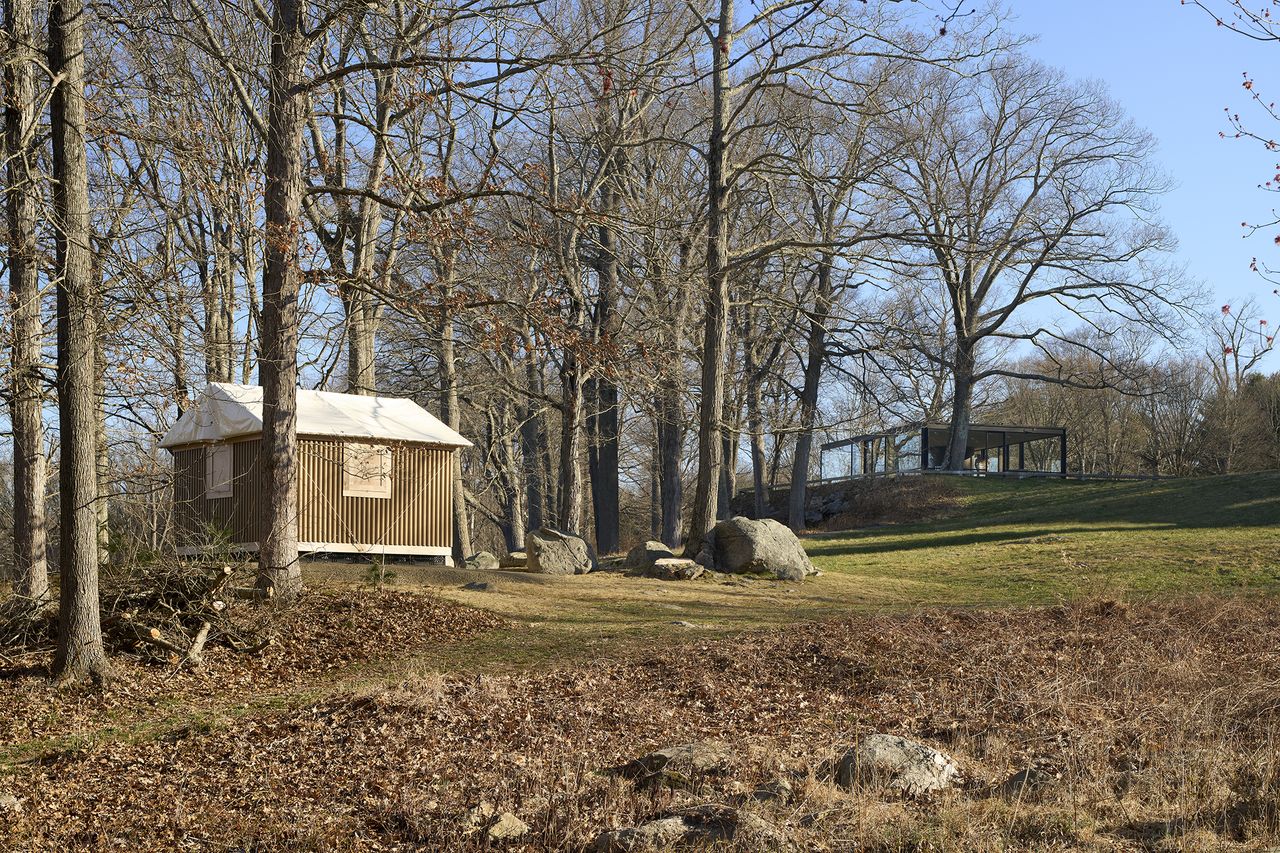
{"left": 344, "top": 472, "right": 1280, "bottom": 657}
{"left": 805, "top": 471, "right": 1280, "bottom": 606}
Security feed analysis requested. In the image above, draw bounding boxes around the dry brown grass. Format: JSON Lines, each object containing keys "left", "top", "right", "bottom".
{"left": 4, "top": 594, "right": 1280, "bottom": 851}
{"left": 818, "top": 477, "right": 962, "bottom": 530}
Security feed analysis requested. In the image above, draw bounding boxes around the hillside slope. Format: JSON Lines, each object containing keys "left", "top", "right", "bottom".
{"left": 806, "top": 472, "right": 1280, "bottom": 605}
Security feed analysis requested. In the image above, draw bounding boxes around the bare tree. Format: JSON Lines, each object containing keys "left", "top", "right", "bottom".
{"left": 256, "top": 0, "right": 308, "bottom": 599}
{"left": 49, "top": 0, "right": 109, "bottom": 681}
{"left": 884, "top": 54, "right": 1187, "bottom": 471}
{"left": 3, "top": 0, "right": 48, "bottom": 604}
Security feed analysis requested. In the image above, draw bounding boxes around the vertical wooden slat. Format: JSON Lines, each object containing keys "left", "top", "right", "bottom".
{"left": 174, "top": 436, "right": 455, "bottom": 552}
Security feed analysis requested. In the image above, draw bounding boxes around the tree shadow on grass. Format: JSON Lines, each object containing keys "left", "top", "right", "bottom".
{"left": 803, "top": 525, "right": 1180, "bottom": 557}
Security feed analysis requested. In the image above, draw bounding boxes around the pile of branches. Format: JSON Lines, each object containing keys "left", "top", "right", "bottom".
{"left": 99, "top": 561, "right": 271, "bottom": 668}
{"left": 0, "top": 595, "right": 57, "bottom": 661}
{"left": 0, "top": 560, "right": 274, "bottom": 669}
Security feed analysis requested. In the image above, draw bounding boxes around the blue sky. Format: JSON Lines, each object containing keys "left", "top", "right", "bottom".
{"left": 1011, "top": 1, "right": 1278, "bottom": 361}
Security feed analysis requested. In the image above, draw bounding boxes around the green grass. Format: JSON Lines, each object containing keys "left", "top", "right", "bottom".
{"left": 805, "top": 472, "right": 1280, "bottom": 605}
{"left": 384, "top": 472, "right": 1280, "bottom": 661}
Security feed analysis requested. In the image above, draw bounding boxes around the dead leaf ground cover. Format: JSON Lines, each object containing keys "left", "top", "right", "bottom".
{"left": 4, "top": 595, "right": 1280, "bottom": 851}
{"left": 0, "top": 588, "right": 505, "bottom": 761}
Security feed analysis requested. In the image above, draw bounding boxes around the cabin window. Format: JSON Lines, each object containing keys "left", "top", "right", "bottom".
{"left": 343, "top": 443, "right": 392, "bottom": 498}
{"left": 206, "top": 445, "right": 234, "bottom": 499}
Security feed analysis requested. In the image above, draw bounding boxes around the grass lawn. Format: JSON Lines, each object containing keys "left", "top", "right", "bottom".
{"left": 329, "top": 471, "right": 1280, "bottom": 672}
{"left": 806, "top": 472, "right": 1280, "bottom": 606}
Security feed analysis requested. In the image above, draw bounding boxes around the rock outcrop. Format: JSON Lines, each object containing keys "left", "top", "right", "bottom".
{"left": 526, "top": 528, "right": 593, "bottom": 575}
{"left": 623, "top": 540, "right": 676, "bottom": 570}
{"left": 464, "top": 551, "right": 500, "bottom": 571}
{"left": 834, "top": 734, "right": 960, "bottom": 796}
{"left": 694, "top": 517, "right": 816, "bottom": 580}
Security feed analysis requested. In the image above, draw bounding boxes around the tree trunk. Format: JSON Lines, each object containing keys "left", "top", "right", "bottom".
{"left": 498, "top": 401, "right": 525, "bottom": 552}
{"left": 439, "top": 299, "right": 472, "bottom": 563}
{"left": 747, "top": 382, "right": 767, "bottom": 519}
{"left": 4, "top": 0, "right": 48, "bottom": 603}
{"left": 649, "top": 422, "right": 661, "bottom": 537}
{"left": 788, "top": 258, "right": 832, "bottom": 530}
{"left": 686, "top": 0, "right": 733, "bottom": 554}
{"left": 944, "top": 338, "right": 976, "bottom": 471}
{"left": 719, "top": 420, "right": 735, "bottom": 520}
{"left": 519, "top": 348, "right": 547, "bottom": 533}
{"left": 656, "top": 388, "right": 683, "bottom": 546}
{"left": 256, "top": 0, "right": 307, "bottom": 600}
{"left": 587, "top": 186, "right": 621, "bottom": 555}
{"left": 50, "top": 0, "right": 108, "bottom": 680}
{"left": 558, "top": 352, "right": 585, "bottom": 534}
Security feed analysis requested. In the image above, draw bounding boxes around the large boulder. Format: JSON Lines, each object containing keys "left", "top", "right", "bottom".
{"left": 834, "top": 734, "right": 960, "bottom": 796}
{"left": 464, "top": 551, "right": 500, "bottom": 571}
{"left": 499, "top": 551, "right": 527, "bottom": 569}
{"left": 526, "top": 528, "right": 593, "bottom": 575}
{"left": 624, "top": 539, "right": 676, "bottom": 570}
{"left": 645, "top": 558, "right": 704, "bottom": 581}
{"left": 593, "top": 805, "right": 786, "bottom": 853}
{"left": 618, "top": 741, "right": 736, "bottom": 790}
{"left": 706, "top": 517, "right": 816, "bottom": 580}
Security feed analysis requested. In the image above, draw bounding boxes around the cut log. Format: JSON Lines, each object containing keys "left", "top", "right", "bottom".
{"left": 181, "top": 622, "right": 211, "bottom": 668}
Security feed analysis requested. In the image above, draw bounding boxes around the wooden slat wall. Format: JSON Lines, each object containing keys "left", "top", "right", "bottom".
{"left": 171, "top": 438, "right": 265, "bottom": 546}
{"left": 298, "top": 438, "right": 452, "bottom": 548}
{"left": 172, "top": 437, "right": 453, "bottom": 550}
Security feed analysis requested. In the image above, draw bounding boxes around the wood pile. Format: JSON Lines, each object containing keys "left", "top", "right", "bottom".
{"left": 1, "top": 560, "right": 272, "bottom": 668}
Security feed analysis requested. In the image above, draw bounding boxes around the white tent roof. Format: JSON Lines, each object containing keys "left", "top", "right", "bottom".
{"left": 159, "top": 383, "right": 472, "bottom": 450}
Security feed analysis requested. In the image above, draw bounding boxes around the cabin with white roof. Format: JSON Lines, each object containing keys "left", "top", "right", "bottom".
{"left": 159, "top": 383, "right": 471, "bottom": 563}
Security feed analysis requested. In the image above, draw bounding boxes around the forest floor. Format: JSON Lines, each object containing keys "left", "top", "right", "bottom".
{"left": 1, "top": 473, "right": 1278, "bottom": 850}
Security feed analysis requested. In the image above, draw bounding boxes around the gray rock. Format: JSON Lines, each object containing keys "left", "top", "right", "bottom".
{"left": 996, "top": 764, "right": 1058, "bottom": 799}
{"left": 593, "top": 817, "right": 690, "bottom": 852}
{"left": 645, "top": 558, "right": 704, "bottom": 581}
{"left": 488, "top": 812, "right": 529, "bottom": 841}
{"left": 464, "top": 551, "right": 500, "bottom": 570}
{"left": 593, "top": 806, "right": 786, "bottom": 853}
{"left": 804, "top": 510, "right": 823, "bottom": 526}
{"left": 463, "top": 800, "right": 497, "bottom": 832}
{"left": 619, "top": 741, "right": 735, "bottom": 789}
{"left": 0, "top": 793, "right": 21, "bottom": 815}
{"left": 463, "top": 581, "right": 491, "bottom": 591}
{"left": 526, "top": 527, "right": 593, "bottom": 575}
{"left": 499, "top": 551, "right": 527, "bottom": 568}
{"left": 710, "top": 517, "right": 816, "bottom": 580}
{"left": 624, "top": 540, "right": 677, "bottom": 570}
{"left": 835, "top": 734, "right": 960, "bottom": 796}
{"left": 751, "top": 777, "right": 794, "bottom": 803}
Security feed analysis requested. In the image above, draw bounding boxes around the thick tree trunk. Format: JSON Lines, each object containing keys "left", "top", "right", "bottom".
{"left": 558, "top": 354, "right": 585, "bottom": 534}
{"left": 719, "top": 420, "right": 735, "bottom": 521}
{"left": 788, "top": 259, "right": 832, "bottom": 530}
{"left": 944, "top": 339, "right": 976, "bottom": 471}
{"left": 686, "top": 0, "right": 733, "bottom": 554}
{"left": 204, "top": 199, "right": 235, "bottom": 383}
{"left": 439, "top": 301, "right": 472, "bottom": 563}
{"left": 656, "top": 389, "right": 683, "bottom": 547}
{"left": 4, "top": 0, "right": 48, "bottom": 602}
{"left": 257, "top": 0, "right": 307, "bottom": 600}
{"left": 586, "top": 377, "right": 620, "bottom": 553}
{"left": 587, "top": 188, "right": 621, "bottom": 555}
{"left": 649, "top": 423, "right": 661, "bottom": 537}
{"left": 519, "top": 364, "right": 547, "bottom": 533}
{"left": 344, "top": 294, "right": 377, "bottom": 394}
{"left": 49, "top": 0, "right": 108, "bottom": 680}
{"left": 747, "top": 383, "right": 767, "bottom": 519}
